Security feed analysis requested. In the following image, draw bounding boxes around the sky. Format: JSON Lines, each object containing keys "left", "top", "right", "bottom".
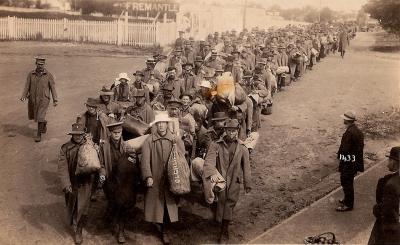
{"left": 192, "top": 0, "right": 369, "bottom": 12}
{"left": 261, "top": 0, "right": 369, "bottom": 12}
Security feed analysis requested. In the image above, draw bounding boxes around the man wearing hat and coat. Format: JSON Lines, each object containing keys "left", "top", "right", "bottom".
{"left": 97, "top": 86, "right": 124, "bottom": 120}
{"left": 21, "top": 56, "right": 58, "bottom": 142}
{"left": 125, "top": 89, "right": 155, "bottom": 124}
{"left": 164, "top": 67, "right": 184, "bottom": 100}
{"left": 336, "top": 111, "right": 364, "bottom": 211}
{"left": 77, "top": 97, "right": 111, "bottom": 202}
{"left": 98, "top": 121, "right": 138, "bottom": 243}
{"left": 142, "top": 58, "right": 163, "bottom": 84}
{"left": 112, "top": 73, "right": 132, "bottom": 103}
{"left": 140, "top": 112, "right": 185, "bottom": 244}
{"left": 181, "top": 63, "right": 197, "bottom": 96}
{"left": 368, "top": 146, "right": 400, "bottom": 245}
{"left": 203, "top": 119, "right": 252, "bottom": 243}
{"left": 58, "top": 121, "right": 93, "bottom": 244}
{"left": 132, "top": 70, "right": 151, "bottom": 104}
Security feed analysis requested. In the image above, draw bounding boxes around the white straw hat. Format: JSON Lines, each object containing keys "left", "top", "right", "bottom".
{"left": 116, "top": 72, "right": 131, "bottom": 82}
{"left": 150, "top": 111, "right": 172, "bottom": 126}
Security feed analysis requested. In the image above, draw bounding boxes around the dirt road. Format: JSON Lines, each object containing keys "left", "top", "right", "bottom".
{"left": 0, "top": 32, "right": 399, "bottom": 245}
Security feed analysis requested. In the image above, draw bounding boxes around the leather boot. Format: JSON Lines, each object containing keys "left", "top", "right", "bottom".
{"left": 218, "top": 220, "right": 230, "bottom": 244}
{"left": 117, "top": 222, "right": 126, "bottom": 243}
{"left": 34, "top": 123, "right": 41, "bottom": 142}
{"left": 41, "top": 121, "right": 47, "bottom": 134}
{"left": 74, "top": 221, "right": 83, "bottom": 244}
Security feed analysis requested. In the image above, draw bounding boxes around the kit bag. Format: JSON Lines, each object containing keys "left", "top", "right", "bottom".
{"left": 167, "top": 140, "right": 191, "bottom": 195}
{"left": 76, "top": 138, "right": 101, "bottom": 175}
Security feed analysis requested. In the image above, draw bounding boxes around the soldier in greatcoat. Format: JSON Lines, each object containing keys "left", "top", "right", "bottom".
{"left": 21, "top": 56, "right": 58, "bottom": 142}
{"left": 99, "top": 121, "right": 138, "bottom": 243}
{"left": 58, "top": 122, "right": 93, "bottom": 244}
{"left": 203, "top": 119, "right": 252, "bottom": 243}
{"left": 140, "top": 113, "right": 185, "bottom": 244}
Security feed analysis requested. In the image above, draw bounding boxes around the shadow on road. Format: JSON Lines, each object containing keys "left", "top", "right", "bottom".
{"left": 2, "top": 123, "right": 33, "bottom": 138}
{"left": 41, "top": 170, "right": 63, "bottom": 197}
{"left": 19, "top": 202, "right": 70, "bottom": 239}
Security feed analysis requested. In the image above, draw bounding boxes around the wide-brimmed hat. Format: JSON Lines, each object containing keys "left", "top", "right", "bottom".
{"left": 100, "top": 86, "right": 114, "bottom": 96}
{"left": 85, "top": 97, "right": 98, "bottom": 108}
{"left": 116, "top": 72, "right": 131, "bottom": 82}
{"left": 242, "top": 70, "right": 253, "bottom": 78}
{"left": 224, "top": 118, "right": 240, "bottom": 128}
{"left": 211, "top": 112, "right": 229, "bottom": 121}
{"left": 195, "top": 56, "right": 203, "bottom": 62}
{"left": 133, "top": 70, "right": 144, "bottom": 77}
{"left": 150, "top": 111, "right": 172, "bottom": 126}
{"left": 67, "top": 122, "right": 85, "bottom": 135}
{"left": 199, "top": 80, "right": 212, "bottom": 89}
{"left": 341, "top": 111, "right": 356, "bottom": 121}
{"left": 106, "top": 121, "right": 123, "bottom": 132}
{"left": 146, "top": 57, "right": 156, "bottom": 63}
{"left": 183, "top": 63, "right": 194, "bottom": 68}
{"left": 215, "top": 64, "right": 224, "bottom": 73}
{"left": 34, "top": 56, "right": 46, "bottom": 64}
{"left": 386, "top": 146, "right": 400, "bottom": 161}
{"left": 167, "top": 98, "right": 183, "bottom": 109}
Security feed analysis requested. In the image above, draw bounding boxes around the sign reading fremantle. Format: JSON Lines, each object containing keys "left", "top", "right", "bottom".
{"left": 130, "top": 0, "right": 179, "bottom": 13}
{"left": 115, "top": 0, "right": 180, "bottom": 14}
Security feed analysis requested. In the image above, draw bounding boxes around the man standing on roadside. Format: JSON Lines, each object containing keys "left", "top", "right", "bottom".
{"left": 336, "top": 111, "right": 364, "bottom": 212}
{"left": 20, "top": 56, "right": 58, "bottom": 142}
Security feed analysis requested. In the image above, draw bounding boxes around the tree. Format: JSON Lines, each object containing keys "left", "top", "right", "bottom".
{"left": 356, "top": 9, "right": 368, "bottom": 26}
{"left": 319, "top": 7, "right": 334, "bottom": 23}
{"left": 303, "top": 5, "right": 319, "bottom": 23}
{"left": 363, "top": 0, "right": 400, "bottom": 36}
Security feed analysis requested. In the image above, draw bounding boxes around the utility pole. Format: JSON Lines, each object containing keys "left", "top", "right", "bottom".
{"left": 318, "top": 0, "right": 321, "bottom": 23}
{"left": 242, "top": 0, "right": 247, "bottom": 31}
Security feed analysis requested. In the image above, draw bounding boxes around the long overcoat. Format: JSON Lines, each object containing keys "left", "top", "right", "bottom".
{"left": 140, "top": 130, "right": 185, "bottom": 223}
{"left": 368, "top": 172, "right": 400, "bottom": 245}
{"left": 99, "top": 138, "right": 138, "bottom": 207}
{"left": 22, "top": 69, "right": 57, "bottom": 122}
{"left": 337, "top": 123, "right": 364, "bottom": 174}
{"left": 339, "top": 31, "right": 350, "bottom": 52}
{"left": 58, "top": 139, "right": 92, "bottom": 226}
{"left": 203, "top": 137, "right": 251, "bottom": 222}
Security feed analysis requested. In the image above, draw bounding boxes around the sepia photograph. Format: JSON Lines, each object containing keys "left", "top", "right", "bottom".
{"left": 0, "top": 0, "right": 399, "bottom": 244}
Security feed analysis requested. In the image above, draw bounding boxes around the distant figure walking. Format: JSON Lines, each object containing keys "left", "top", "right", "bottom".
{"left": 20, "top": 56, "right": 58, "bottom": 142}
{"left": 339, "top": 29, "right": 350, "bottom": 59}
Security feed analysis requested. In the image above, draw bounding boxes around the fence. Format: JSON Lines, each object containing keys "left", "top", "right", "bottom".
{"left": 0, "top": 16, "right": 177, "bottom": 47}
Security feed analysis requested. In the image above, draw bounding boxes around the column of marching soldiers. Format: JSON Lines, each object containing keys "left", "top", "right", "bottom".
{"left": 54, "top": 23, "right": 356, "bottom": 244}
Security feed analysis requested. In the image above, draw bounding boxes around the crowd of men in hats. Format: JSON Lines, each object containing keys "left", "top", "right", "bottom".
{"left": 20, "top": 22, "right": 360, "bottom": 245}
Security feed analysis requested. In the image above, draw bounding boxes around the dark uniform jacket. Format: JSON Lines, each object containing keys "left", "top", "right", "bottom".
{"left": 337, "top": 124, "right": 364, "bottom": 173}
{"left": 369, "top": 172, "right": 400, "bottom": 245}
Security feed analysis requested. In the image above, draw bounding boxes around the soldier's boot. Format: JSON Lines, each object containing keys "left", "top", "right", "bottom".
{"left": 34, "top": 123, "right": 41, "bottom": 142}
{"left": 117, "top": 222, "right": 126, "bottom": 243}
{"left": 74, "top": 221, "right": 83, "bottom": 245}
{"left": 41, "top": 121, "right": 47, "bottom": 134}
{"left": 218, "top": 220, "right": 230, "bottom": 244}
